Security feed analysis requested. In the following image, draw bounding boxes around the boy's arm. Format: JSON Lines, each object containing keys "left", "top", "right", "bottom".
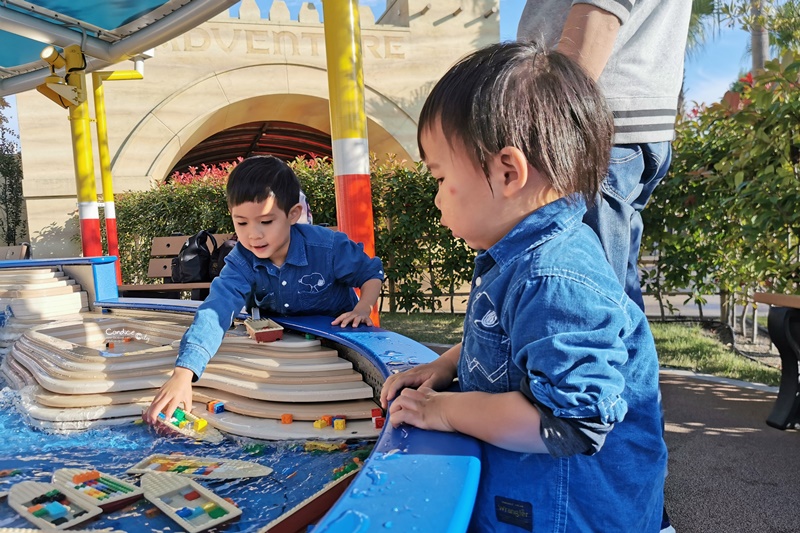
{"left": 144, "top": 258, "right": 250, "bottom": 424}
{"left": 331, "top": 278, "right": 383, "bottom": 327}
{"left": 389, "top": 388, "right": 549, "bottom": 454}
{"left": 354, "top": 277, "right": 382, "bottom": 314}
{"left": 557, "top": 3, "right": 621, "bottom": 80}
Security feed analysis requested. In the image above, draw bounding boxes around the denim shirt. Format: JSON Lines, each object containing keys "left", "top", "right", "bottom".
{"left": 176, "top": 224, "right": 384, "bottom": 378}
{"left": 463, "top": 198, "right": 667, "bottom": 532}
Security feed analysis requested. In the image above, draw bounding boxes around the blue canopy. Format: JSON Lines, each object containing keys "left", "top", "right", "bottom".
{"left": 0, "top": 0, "right": 240, "bottom": 96}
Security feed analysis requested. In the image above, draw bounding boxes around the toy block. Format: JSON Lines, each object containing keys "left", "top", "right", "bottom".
{"left": 44, "top": 501, "right": 68, "bottom": 518}
{"left": 184, "top": 490, "right": 201, "bottom": 501}
{"left": 374, "top": 416, "right": 385, "bottom": 429}
{"left": 281, "top": 413, "right": 293, "bottom": 424}
{"left": 313, "top": 419, "right": 326, "bottom": 429}
{"left": 244, "top": 317, "right": 284, "bottom": 342}
{"left": 202, "top": 501, "right": 217, "bottom": 512}
{"left": 334, "top": 419, "right": 346, "bottom": 430}
{"left": 208, "top": 505, "right": 228, "bottom": 519}
{"left": 321, "top": 415, "right": 333, "bottom": 426}
{"left": 206, "top": 400, "right": 225, "bottom": 413}
{"left": 371, "top": 408, "right": 383, "bottom": 418}
{"left": 72, "top": 470, "right": 100, "bottom": 484}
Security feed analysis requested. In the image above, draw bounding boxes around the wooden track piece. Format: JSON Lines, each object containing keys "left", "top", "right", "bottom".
{"left": 202, "top": 408, "right": 380, "bottom": 441}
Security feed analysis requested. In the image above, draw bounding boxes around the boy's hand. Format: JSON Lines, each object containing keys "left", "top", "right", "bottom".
{"left": 387, "top": 387, "right": 455, "bottom": 432}
{"left": 380, "top": 356, "right": 457, "bottom": 409}
{"left": 332, "top": 306, "right": 373, "bottom": 327}
{"left": 142, "top": 367, "right": 195, "bottom": 424}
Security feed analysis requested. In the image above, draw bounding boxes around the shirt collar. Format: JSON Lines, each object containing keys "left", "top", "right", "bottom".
{"left": 481, "top": 195, "right": 587, "bottom": 271}
{"left": 284, "top": 224, "right": 309, "bottom": 267}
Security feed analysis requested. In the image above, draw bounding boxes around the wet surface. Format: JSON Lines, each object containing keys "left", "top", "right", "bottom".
{"left": 0, "top": 387, "right": 373, "bottom": 532}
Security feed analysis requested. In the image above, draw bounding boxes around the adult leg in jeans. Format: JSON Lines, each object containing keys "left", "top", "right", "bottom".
{"left": 583, "top": 142, "right": 672, "bottom": 311}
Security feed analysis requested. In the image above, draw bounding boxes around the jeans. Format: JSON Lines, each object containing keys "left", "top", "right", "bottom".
{"left": 583, "top": 142, "right": 673, "bottom": 311}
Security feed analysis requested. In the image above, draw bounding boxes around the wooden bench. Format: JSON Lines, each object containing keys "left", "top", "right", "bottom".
{"left": 753, "top": 292, "right": 800, "bottom": 429}
{"left": 118, "top": 234, "right": 232, "bottom": 300}
{"left": 0, "top": 243, "right": 30, "bottom": 260}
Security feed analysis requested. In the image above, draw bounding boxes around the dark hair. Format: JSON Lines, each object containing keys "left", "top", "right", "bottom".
{"left": 226, "top": 155, "right": 300, "bottom": 214}
{"left": 417, "top": 41, "right": 613, "bottom": 204}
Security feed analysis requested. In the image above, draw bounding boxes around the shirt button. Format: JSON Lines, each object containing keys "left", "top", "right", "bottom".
{"left": 282, "top": 281, "right": 287, "bottom": 286}
{"left": 284, "top": 303, "right": 289, "bottom": 308}
{"left": 475, "top": 277, "right": 482, "bottom": 287}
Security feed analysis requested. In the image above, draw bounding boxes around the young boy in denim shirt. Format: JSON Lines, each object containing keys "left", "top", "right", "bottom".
{"left": 144, "top": 155, "right": 384, "bottom": 424}
{"left": 380, "top": 42, "right": 667, "bottom": 531}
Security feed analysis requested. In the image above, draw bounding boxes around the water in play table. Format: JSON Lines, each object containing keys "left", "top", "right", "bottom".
{"left": 0, "top": 387, "right": 371, "bottom": 532}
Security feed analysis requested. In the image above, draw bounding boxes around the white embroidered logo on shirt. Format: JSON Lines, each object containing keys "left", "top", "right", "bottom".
{"left": 299, "top": 273, "right": 326, "bottom": 293}
{"left": 464, "top": 350, "right": 508, "bottom": 383}
{"left": 472, "top": 292, "right": 499, "bottom": 328}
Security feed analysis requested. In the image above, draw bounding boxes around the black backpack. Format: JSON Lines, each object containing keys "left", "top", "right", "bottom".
{"left": 209, "top": 234, "right": 238, "bottom": 279}
{"left": 171, "top": 230, "right": 217, "bottom": 283}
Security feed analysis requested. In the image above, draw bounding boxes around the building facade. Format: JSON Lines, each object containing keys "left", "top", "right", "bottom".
{"left": 15, "top": 0, "right": 498, "bottom": 257}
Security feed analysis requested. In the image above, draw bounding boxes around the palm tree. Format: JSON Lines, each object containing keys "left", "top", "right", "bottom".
{"left": 751, "top": 1, "right": 770, "bottom": 72}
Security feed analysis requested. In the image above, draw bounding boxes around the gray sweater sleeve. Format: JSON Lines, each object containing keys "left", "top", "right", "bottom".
{"left": 518, "top": 0, "right": 692, "bottom": 144}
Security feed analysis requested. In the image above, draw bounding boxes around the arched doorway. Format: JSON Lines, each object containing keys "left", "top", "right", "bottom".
{"left": 169, "top": 120, "right": 333, "bottom": 177}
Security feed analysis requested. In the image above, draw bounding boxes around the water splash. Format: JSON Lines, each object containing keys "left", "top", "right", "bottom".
{"left": 364, "top": 465, "right": 388, "bottom": 486}
{"left": 315, "top": 509, "right": 370, "bottom": 533}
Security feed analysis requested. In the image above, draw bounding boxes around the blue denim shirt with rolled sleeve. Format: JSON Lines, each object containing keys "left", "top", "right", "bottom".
{"left": 463, "top": 197, "right": 667, "bottom": 532}
{"left": 176, "top": 224, "right": 384, "bottom": 378}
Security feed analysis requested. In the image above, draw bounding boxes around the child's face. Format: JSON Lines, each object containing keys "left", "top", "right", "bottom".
{"left": 420, "top": 122, "right": 510, "bottom": 251}
{"left": 230, "top": 196, "right": 302, "bottom": 267}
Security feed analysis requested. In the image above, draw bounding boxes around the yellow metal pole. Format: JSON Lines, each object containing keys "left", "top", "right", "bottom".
{"left": 322, "top": 0, "right": 379, "bottom": 324}
{"left": 92, "top": 70, "right": 143, "bottom": 284}
{"left": 64, "top": 44, "right": 102, "bottom": 257}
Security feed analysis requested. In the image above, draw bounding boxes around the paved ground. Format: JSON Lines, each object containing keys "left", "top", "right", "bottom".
{"left": 661, "top": 370, "right": 799, "bottom": 532}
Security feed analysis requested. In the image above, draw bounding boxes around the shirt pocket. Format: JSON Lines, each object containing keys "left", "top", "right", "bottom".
{"left": 460, "top": 325, "right": 512, "bottom": 394}
{"left": 297, "top": 282, "right": 336, "bottom": 313}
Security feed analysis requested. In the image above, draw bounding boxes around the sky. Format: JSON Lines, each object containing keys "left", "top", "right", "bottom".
{"left": 2, "top": 0, "right": 751, "bottom": 138}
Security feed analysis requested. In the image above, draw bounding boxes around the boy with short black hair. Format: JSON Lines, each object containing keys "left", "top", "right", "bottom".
{"left": 145, "top": 155, "right": 384, "bottom": 424}
{"left": 381, "top": 42, "right": 667, "bottom": 531}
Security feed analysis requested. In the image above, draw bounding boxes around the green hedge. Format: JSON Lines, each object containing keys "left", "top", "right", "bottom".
{"left": 642, "top": 55, "right": 800, "bottom": 312}
{"left": 114, "top": 156, "right": 475, "bottom": 313}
